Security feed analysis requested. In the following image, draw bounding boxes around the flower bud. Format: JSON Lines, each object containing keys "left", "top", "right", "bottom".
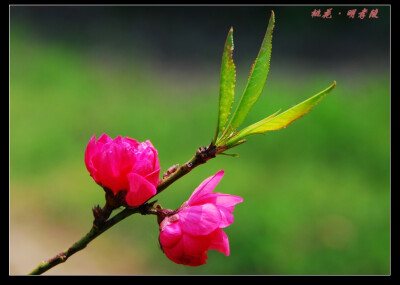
{"left": 85, "top": 134, "right": 160, "bottom": 207}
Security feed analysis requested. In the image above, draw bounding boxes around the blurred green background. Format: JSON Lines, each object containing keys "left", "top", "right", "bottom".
{"left": 10, "top": 5, "right": 390, "bottom": 275}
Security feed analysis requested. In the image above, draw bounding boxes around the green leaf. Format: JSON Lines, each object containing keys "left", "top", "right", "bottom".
{"left": 213, "top": 27, "right": 236, "bottom": 143}
{"left": 218, "top": 152, "right": 240, "bottom": 158}
{"left": 225, "top": 81, "right": 336, "bottom": 146}
{"left": 227, "top": 10, "right": 275, "bottom": 132}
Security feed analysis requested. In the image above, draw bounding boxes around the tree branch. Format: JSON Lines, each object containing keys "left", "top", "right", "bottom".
{"left": 28, "top": 143, "right": 221, "bottom": 275}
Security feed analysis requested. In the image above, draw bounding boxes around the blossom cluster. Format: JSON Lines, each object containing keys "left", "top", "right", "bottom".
{"left": 85, "top": 134, "right": 242, "bottom": 266}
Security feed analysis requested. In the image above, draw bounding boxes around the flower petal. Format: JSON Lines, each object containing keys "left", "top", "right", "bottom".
{"left": 218, "top": 206, "right": 235, "bottom": 228}
{"left": 179, "top": 203, "right": 221, "bottom": 236}
{"left": 192, "top": 193, "right": 243, "bottom": 211}
{"left": 162, "top": 239, "right": 208, "bottom": 266}
{"left": 121, "top": 136, "right": 140, "bottom": 148}
{"left": 159, "top": 218, "right": 182, "bottom": 248}
{"left": 126, "top": 172, "right": 157, "bottom": 206}
{"left": 130, "top": 142, "right": 159, "bottom": 177}
{"left": 208, "top": 228, "right": 230, "bottom": 256}
{"left": 91, "top": 148, "right": 121, "bottom": 192}
{"left": 187, "top": 170, "right": 225, "bottom": 205}
{"left": 144, "top": 140, "right": 160, "bottom": 170}
{"left": 144, "top": 168, "right": 160, "bottom": 187}
{"left": 182, "top": 233, "right": 212, "bottom": 256}
{"left": 84, "top": 135, "right": 98, "bottom": 177}
{"left": 97, "top": 133, "right": 113, "bottom": 145}
{"left": 92, "top": 142, "right": 134, "bottom": 193}
{"left": 162, "top": 238, "right": 184, "bottom": 263}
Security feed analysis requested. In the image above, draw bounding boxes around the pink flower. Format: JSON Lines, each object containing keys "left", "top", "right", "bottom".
{"left": 158, "top": 170, "right": 243, "bottom": 266}
{"left": 84, "top": 134, "right": 160, "bottom": 207}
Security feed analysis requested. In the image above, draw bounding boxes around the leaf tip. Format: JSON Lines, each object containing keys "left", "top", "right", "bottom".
{"left": 270, "top": 10, "right": 275, "bottom": 24}
{"left": 218, "top": 152, "right": 239, "bottom": 158}
{"left": 328, "top": 80, "right": 337, "bottom": 93}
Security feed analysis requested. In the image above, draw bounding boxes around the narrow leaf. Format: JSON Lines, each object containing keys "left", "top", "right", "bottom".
{"left": 228, "top": 10, "right": 275, "bottom": 132}
{"left": 226, "top": 81, "right": 336, "bottom": 146}
{"left": 218, "top": 152, "right": 239, "bottom": 157}
{"left": 213, "top": 27, "right": 236, "bottom": 143}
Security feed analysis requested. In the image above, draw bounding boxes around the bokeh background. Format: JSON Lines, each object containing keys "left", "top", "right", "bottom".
{"left": 10, "top": 5, "right": 390, "bottom": 275}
